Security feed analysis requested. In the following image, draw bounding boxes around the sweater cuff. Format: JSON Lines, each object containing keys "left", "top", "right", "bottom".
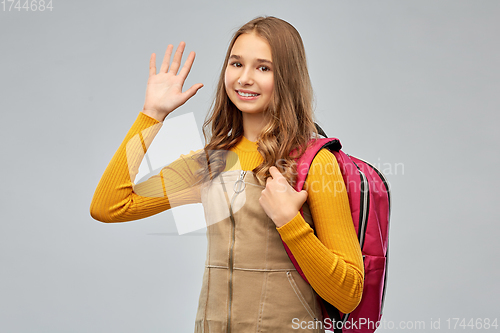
{"left": 276, "top": 211, "right": 314, "bottom": 245}
{"left": 138, "top": 111, "right": 162, "bottom": 125}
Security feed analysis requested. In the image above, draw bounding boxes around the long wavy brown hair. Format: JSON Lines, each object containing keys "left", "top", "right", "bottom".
{"left": 192, "top": 16, "right": 320, "bottom": 187}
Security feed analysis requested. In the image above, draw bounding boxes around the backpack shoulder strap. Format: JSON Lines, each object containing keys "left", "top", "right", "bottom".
{"left": 281, "top": 137, "right": 343, "bottom": 284}
{"left": 286, "top": 136, "right": 346, "bottom": 333}
{"left": 294, "top": 138, "right": 342, "bottom": 192}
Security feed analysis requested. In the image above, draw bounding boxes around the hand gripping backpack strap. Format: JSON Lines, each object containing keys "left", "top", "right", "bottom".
{"left": 279, "top": 135, "right": 345, "bottom": 333}
{"left": 278, "top": 136, "right": 342, "bottom": 285}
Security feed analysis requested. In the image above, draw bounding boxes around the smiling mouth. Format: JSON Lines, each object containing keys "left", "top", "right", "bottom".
{"left": 236, "top": 90, "right": 260, "bottom": 97}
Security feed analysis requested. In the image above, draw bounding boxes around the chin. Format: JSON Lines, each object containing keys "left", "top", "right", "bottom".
{"left": 239, "top": 108, "right": 265, "bottom": 115}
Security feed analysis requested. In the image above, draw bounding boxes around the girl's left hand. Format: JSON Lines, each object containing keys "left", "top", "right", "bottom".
{"left": 259, "top": 166, "right": 308, "bottom": 228}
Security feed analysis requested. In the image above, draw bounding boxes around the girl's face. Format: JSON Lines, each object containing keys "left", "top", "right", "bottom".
{"left": 225, "top": 32, "right": 274, "bottom": 116}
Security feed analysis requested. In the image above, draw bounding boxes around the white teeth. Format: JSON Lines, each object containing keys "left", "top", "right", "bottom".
{"left": 237, "top": 91, "right": 258, "bottom": 97}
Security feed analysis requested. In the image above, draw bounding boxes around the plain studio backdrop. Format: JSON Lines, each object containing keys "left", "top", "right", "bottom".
{"left": 1, "top": 1, "right": 498, "bottom": 332}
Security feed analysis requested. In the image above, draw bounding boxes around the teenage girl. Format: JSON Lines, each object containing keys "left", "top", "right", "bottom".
{"left": 91, "top": 16, "right": 364, "bottom": 333}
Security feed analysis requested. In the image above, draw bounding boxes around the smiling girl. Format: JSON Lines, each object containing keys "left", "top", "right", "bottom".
{"left": 91, "top": 16, "right": 364, "bottom": 333}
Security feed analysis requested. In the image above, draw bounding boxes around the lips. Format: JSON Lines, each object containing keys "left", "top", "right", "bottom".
{"left": 236, "top": 89, "right": 260, "bottom": 101}
{"left": 237, "top": 89, "right": 259, "bottom": 94}
{"left": 235, "top": 90, "right": 260, "bottom": 100}
{"left": 236, "top": 89, "right": 260, "bottom": 97}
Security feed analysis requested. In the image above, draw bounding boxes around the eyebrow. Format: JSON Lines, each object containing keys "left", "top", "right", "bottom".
{"left": 229, "top": 54, "right": 273, "bottom": 66}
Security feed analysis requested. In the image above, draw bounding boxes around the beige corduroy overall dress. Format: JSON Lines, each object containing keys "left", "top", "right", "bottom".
{"left": 194, "top": 169, "right": 326, "bottom": 333}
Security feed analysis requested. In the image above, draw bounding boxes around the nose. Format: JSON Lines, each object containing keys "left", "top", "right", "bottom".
{"left": 238, "top": 67, "right": 254, "bottom": 86}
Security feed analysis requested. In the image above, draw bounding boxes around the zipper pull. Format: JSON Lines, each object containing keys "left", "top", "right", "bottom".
{"left": 233, "top": 170, "right": 246, "bottom": 193}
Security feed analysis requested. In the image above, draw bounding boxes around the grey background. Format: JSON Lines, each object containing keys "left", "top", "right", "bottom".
{"left": 1, "top": 0, "right": 499, "bottom": 332}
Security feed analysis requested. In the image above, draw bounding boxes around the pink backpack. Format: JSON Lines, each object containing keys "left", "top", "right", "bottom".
{"left": 282, "top": 126, "right": 391, "bottom": 333}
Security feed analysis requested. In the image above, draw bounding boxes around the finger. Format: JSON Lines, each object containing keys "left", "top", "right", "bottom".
{"left": 178, "top": 51, "right": 196, "bottom": 81}
{"left": 149, "top": 53, "right": 156, "bottom": 77}
{"left": 169, "top": 41, "right": 186, "bottom": 75}
{"left": 269, "top": 166, "right": 282, "bottom": 178}
{"left": 159, "top": 44, "right": 173, "bottom": 73}
{"left": 181, "top": 83, "right": 204, "bottom": 102}
{"left": 299, "top": 190, "right": 309, "bottom": 203}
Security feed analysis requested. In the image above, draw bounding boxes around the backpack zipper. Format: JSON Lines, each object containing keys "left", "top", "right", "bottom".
{"left": 226, "top": 170, "right": 246, "bottom": 333}
{"left": 351, "top": 160, "right": 370, "bottom": 250}
{"left": 350, "top": 156, "right": 392, "bottom": 315}
{"left": 347, "top": 160, "right": 369, "bottom": 322}
{"left": 359, "top": 169, "right": 369, "bottom": 250}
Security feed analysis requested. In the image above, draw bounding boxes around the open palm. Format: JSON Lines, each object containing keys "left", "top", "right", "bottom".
{"left": 143, "top": 42, "right": 203, "bottom": 121}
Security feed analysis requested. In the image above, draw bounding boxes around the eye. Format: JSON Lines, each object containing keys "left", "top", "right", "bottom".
{"left": 230, "top": 61, "right": 242, "bottom": 68}
{"left": 259, "top": 66, "right": 270, "bottom": 72}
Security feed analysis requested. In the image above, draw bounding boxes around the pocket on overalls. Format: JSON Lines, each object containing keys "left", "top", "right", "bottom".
{"left": 286, "top": 271, "right": 318, "bottom": 321}
{"left": 259, "top": 271, "right": 323, "bottom": 332}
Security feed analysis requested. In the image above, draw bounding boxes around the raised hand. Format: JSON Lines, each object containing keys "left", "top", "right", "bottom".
{"left": 142, "top": 42, "right": 204, "bottom": 121}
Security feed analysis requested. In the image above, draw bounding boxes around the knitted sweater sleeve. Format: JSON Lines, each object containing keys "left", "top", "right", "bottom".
{"left": 90, "top": 112, "right": 203, "bottom": 223}
{"left": 275, "top": 148, "right": 364, "bottom": 314}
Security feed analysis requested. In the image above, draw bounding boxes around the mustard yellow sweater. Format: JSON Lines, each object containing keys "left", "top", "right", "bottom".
{"left": 90, "top": 111, "right": 364, "bottom": 314}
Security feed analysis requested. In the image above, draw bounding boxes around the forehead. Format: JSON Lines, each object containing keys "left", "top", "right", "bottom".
{"left": 230, "top": 32, "right": 272, "bottom": 61}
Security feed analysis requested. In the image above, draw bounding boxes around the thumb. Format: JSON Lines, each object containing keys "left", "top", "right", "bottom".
{"left": 299, "top": 189, "right": 308, "bottom": 202}
{"left": 184, "top": 83, "right": 204, "bottom": 99}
